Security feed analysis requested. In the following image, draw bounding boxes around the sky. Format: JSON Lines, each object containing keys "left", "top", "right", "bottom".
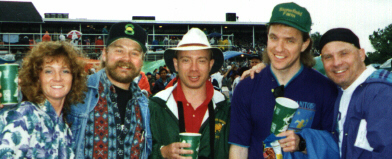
{"left": 6, "top": 0, "right": 392, "bottom": 53}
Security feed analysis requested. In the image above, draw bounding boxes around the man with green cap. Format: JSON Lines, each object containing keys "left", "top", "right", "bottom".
{"left": 229, "top": 2, "right": 338, "bottom": 159}
{"left": 148, "top": 28, "right": 230, "bottom": 159}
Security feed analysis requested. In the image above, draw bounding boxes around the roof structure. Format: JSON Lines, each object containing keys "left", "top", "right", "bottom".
{"left": 0, "top": 1, "right": 43, "bottom": 23}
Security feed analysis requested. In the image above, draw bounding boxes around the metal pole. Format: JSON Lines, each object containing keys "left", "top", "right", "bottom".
{"left": 253, "top": 26, "right": 255, "bottom": 49}
{"left": 153, "top": 25, "right": 155, "bottom": 41}
{"left": 221, "top": 26, "right": 223, "bottom": 40}
{"left": 40, "top": 24, "right": 42, "bottom": 41}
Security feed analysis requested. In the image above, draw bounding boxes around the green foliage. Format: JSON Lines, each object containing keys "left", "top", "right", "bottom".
{"left": 368, "top": 24, "right": 392, "bottom": 63}
{"left": 311, "top": 32, "right": 322, "bottom": 55}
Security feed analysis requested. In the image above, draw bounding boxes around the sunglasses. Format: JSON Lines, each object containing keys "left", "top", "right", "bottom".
{"left": 272, "top": 85, "right": 284, "bottom": 98}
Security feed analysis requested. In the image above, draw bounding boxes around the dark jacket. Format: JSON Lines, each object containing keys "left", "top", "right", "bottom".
{"left": 332, "top": 69, "right": 392, "bottom": 159}
{"left": 148, "top": 85, "right": 230, "bottom": 159}
{"left": 151, "top": 78, "right": 171, "bottom": 94}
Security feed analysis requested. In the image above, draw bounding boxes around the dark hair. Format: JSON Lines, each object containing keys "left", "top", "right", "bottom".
{"left": 159, "top": 68, "right": 168, "bottom": 74}
{"left": 262, "top": 24, "right": 315, "bottom": 68}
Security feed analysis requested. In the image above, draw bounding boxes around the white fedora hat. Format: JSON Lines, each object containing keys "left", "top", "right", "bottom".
{"left": 163, "top": 28, "right": 224, "bottom": 74}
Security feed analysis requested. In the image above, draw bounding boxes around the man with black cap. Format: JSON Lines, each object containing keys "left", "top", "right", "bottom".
{"left": 319, "top": 28, "right": 392, "bottom": 158}
{"left": 148, "top": 28, "right": 230, "bottom": 159}
{"left": 229, "top": 2, "right": 338, "bottom": 159}
{"left": 67, "top": 22, "right": 152, "bottom": 159}
{"left": 249, "top": 54, "right": 262, "bottom": 68}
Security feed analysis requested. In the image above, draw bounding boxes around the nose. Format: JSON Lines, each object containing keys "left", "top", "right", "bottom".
{"left": 332, "top": 57, "right": 343, "bottom": 67}
{"left": 54, "top": 72, "right": 62, "bottom": 81}
{"left": 190, "top": 61, "right": 199, "bottom": 71}
{"left": 122, "top": 52, "right": 132, "bottom": 61}
{"left": 275, "top": 40, "right": 284, "bottom": 52}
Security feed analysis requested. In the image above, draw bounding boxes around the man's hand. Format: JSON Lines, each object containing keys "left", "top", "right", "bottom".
{"left": 160, "top": 142, "right": 193, "bottom": 159}
{"left": 277, "top": 130, "right": 301, "bottom": 153}
{"left": 240, "top": 63, "right": 266, "bottom": 80}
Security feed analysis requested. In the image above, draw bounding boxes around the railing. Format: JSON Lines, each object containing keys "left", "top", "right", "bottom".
{"left": 0, "top": 32, "right": 237, "bottom": 61}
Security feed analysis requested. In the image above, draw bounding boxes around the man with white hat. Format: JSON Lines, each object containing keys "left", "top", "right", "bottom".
{"left": 149, "top": 28, "right": 230, "bottom": 159}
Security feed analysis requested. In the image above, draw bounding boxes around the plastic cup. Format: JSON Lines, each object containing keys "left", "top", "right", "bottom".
{"left": 0, "top": 64, "right": 18, "bottom": 106}
{"left": 270, "top": 97, "right": 299, "bottom": 135}
{"left": 179, "top": 132, "right": 202, "bottom": 159}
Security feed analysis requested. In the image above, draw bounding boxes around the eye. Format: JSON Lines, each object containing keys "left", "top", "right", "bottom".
{"left": 132, "top": 52, "right": 141, "bottom": 56}
{"left": 63, "top": 69, "right": 71, "bottom": 74}
{"left": 182, "top": 59, "right": 189, "bottom": 63}
{"left": 288, "top": 39, "right": 295, "bottom": 43}
{"left": 322, "top": 55, "right": 331, "bottom": 60}
{"left": 199, "top": 59, "right": 207, "bottom": 63}
{"left": 44, "top": 70, "right": 52, "bottom": 74}
{"left": 115, "top": 49, "right": 123, "bottom": 53}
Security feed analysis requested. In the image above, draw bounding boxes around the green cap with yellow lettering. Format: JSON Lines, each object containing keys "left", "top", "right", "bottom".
{"left": 268, "top": 2, "right": 312, "bottom": 33}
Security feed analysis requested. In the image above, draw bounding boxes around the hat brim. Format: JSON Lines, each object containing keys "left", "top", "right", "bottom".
{"left": 164, "top": 47, "right": 223, "bottom": 75}
{"left": 268, "top": 20, "right": 310, "bottom": 33}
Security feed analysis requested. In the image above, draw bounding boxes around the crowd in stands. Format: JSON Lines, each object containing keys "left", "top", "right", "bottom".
{"left": 137, "top": 54, "right": 262, "bottom": 100}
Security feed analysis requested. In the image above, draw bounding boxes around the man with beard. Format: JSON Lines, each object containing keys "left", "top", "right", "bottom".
{"left": 148, "top": 28, "right": 230, "bottom": 159}
{"left": 67, "top": 22, "right": 152, "bottom": 158}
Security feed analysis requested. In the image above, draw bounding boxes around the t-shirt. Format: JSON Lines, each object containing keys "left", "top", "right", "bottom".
{"left": 114, "top": 85, "right": 133, "bottom": 125}
{"left": 229, "top": 65, "right": 338, "bottom": 158}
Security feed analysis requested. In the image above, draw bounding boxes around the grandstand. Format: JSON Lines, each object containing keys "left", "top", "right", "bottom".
{"left": 0, "top": 1, "right": 267, "bottom": 61}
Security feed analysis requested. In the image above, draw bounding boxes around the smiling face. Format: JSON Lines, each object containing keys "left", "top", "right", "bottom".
{"left": 39, "top": 57, "right": 73, "bottom": 105}
{"left": 321, "top": 41, "right": 366, "bottom": 89}
{"left": 102, "top": 38, "right": 143, "bottom": 86}
{"left": 173, "top": 49, "right": 214, "bottom": 91}
{"left": 267, "top": 24, "right": 310, "bottom": 73}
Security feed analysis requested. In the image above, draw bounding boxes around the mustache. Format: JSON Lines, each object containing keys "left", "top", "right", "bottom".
{"left": 115, "top": 61, "right": 136, "bottom": 69}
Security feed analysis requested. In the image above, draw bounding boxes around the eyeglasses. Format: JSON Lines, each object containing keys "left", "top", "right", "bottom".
{"left": 272, "top": 85, "right": 284, "bottom": 98}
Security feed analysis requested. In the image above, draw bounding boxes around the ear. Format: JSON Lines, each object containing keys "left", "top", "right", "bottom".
{"left": 102, "top": 47, "right": 107, "bottom": 61}
{"left": 173, "top": 58, "right": 179, "bottom": 72}
{"left": 301, "top": 38, "right": 311, "bottom": 52}
{"left": 359, "top": 48, "right": 366, "bottom": 62}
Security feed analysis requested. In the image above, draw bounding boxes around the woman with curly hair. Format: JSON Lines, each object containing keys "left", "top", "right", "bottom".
{"left": 0, "top": 41, "right": 87, "bottom": 158}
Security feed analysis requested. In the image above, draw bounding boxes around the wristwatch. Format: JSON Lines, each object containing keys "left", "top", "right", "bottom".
{"left": 298, "top": 134, "right": 306, "bottom": 152}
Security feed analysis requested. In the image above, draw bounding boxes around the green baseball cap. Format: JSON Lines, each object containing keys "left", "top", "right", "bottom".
{"left": 268, "top": 2, "right": 312, "bottom": 33}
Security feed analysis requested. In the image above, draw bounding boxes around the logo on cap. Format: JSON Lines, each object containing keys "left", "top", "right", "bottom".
{"left": 279, "top": 7, "right": 303, "bottom": 18}
{"left": 124, "top": 24, "right": 135, "bottom": 35}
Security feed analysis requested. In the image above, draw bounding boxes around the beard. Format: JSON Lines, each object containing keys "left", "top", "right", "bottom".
{"left": 106, "top": 60, "right": 141, "bottom": 84}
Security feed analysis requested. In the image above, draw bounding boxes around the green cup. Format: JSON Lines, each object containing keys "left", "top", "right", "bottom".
{"left": 0, "top": 64, "right": 19, "bottom": 106}
{"left": 179, "top": 133, "right": 202, "bottom": 159}
{"left": 270, "top": 97, "right": 299, "bottom": 135}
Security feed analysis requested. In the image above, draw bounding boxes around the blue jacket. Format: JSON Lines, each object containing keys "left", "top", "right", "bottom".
{"left": 67, "top": 69, "right": 152, "bottom": 159}
{"left": 332, "top": 69, "right": 392, "bottom": 159}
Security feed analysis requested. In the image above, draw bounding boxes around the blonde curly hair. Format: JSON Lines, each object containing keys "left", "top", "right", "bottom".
{"left": 19, "top": 41, "right": 87, "bottom": 117}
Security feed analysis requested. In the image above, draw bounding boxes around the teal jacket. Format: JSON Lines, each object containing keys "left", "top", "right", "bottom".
{"left": 148, "top": 85, "right": 230, "bottom": 159}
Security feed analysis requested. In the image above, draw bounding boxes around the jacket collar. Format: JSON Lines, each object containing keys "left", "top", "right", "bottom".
{"left": 154, "top": 83, "right": 226, "bottom": 121}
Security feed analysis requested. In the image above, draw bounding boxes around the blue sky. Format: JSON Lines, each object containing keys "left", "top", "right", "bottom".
{"left": 6, "top": 0, "right": 392, "bottom": 53}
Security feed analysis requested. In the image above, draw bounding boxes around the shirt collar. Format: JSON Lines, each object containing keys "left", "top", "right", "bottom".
{"left": 342, "top": 65, "right": 376, "bottom": 92}
{"left": 173, "top": 79, "right": 214, "bottom": 106}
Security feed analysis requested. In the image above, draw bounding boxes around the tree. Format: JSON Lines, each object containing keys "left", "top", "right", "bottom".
{"left": 311, "top": 32, "right": 322, "bottom": 56}
{"left": 368, "top": 23, "right": 392, "bottom": 64}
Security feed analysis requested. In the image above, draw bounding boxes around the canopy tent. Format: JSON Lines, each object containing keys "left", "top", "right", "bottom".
{"left": 0, "top": 58, "right": 16, "bottom": 64}
{"left": 142, "top": 59, "right": 166, "bottom": 74}
{"left": 223, "top": 51, "right": 249, "bottom": 60}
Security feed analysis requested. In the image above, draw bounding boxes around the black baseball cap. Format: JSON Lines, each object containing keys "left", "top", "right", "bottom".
{"left": 106, "top": 22, "right": 147, "bottom": 52}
